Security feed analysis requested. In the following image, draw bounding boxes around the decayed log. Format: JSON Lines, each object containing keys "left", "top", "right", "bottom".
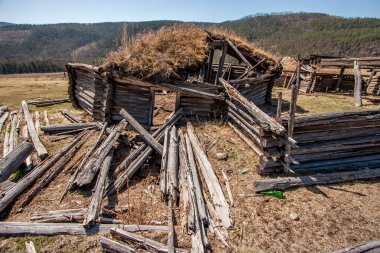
{"left": 19, "top": 131, "right": 89, "bottom": 210}
{"left": 160, "top": 128, "right": 170, "bottom": 196}
{"left": 0, "top": 141, "right": 33, "bottom": 183}
{"left": 83, "top": 149, "right": 114, "bottom": 228}
{"left": 276, "top": 92, "right": 283, "bottom": 119}
{"left": 184, "top": 133, "right": 208, "bottom": 225}
{"left": 74, "top": 120, "right": 126, "bottom": 187}
{"left": 41, "top": 123, "right": 97, "bottom": 134}
{"left": 120, "top": 108, "right": 163, "bottom": 155}
{"left": 331, "top": 239, "right": 380, "bottom": 253}
{"left": 22, "top": 125, "right": 33, "bottom": 171}
{"left": 0, "top": 180, "right": 15, "bottom": 197}
{"left": 110, "top": 228, "right": 188, "bottom": 253}
{"left": 186, "top": 122, "right": 232, "bottom": 228}
{"left": 22, "top": 101, "right": 48, "bottom": 159}
{"left": 60, "top": 109, "right": 85, "bottom": 123}
{"left": 0, "top": 132, "right": 87, "bottom": 214}
{"left": 177, "top": 130, "right": 189, "bottom": 228}
{"left": 219, "top": 78, "right": 285, "bottom": 136}
{"left": 28, "top": 98, "right": 70, "bottom": 106}
{"left": 221, "top": 171, "right": 234, "bottom": 207}
{"left": 0, "top": 222, "right": 168, "bottom": 236}
{"left": 254, "top": 168, "right": 380, "bottom": 192}
{"left": 60, "top": 123, "right": 108, "bottom": 202}
{"left": 0, "top": 111, "right": 9, "bottom": 132}
{"left": 99, "top": 237, "right": 137, "bottom": 253}
{"left": 34, "top": 111, "right": 41, "bottom": 135}
{"left": 43, "top": 111, "right": 50, "bottom": 126}
{"left": 167, "top": 198, "right": 176, "bottom": 253}
{"left": 167, "top": 126, "right": 179, "bottom": 203}
{"left": 3, "top": 123, "right": 10, "bottom": 158}
{"left": 9, "top": 111, "right": 17, "bottom": 153}
{"left": 354, "top": 60, "right": 362, "bottom": 107}
{"left": 25, "top": 241, "right": 36, "bottom": 253}
{"left": 15, "top": 109, "right": 23, "bottom": 147}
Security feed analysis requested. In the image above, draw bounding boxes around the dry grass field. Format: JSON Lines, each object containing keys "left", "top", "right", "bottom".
{"left": 0, "top": 73, "right": 379, "bottom": 252}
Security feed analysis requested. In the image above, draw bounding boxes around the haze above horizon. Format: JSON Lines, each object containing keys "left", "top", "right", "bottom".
{"left": 0, "top": 0, "right": 379, "bottom": 24}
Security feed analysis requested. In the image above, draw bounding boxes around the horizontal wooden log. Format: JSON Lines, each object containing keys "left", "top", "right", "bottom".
{"left": 0, "top": 222, "right": 168, "bottom": 236}
{"left": 99, "top": 237, "right": 136, "bottom": 253}
{"left": 254, "top": 168, "right": 380, "bottom": 192}
{"left": 60, "top": 109, "right": 85, "bottom": 123}
{"left": 0, "top": 141, "right": 33, "bottom": 183}
{"left": 41, "top": 123, "right": 97, "bottom": 134}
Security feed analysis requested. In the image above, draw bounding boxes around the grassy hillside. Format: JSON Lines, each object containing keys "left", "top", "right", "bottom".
{"left": 0, "top": 13, "right": 379, "bottom": 73}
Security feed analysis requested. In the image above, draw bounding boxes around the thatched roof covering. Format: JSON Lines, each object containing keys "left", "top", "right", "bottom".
{"left": 104, "top": 24, "right": 280, "bottom": 82}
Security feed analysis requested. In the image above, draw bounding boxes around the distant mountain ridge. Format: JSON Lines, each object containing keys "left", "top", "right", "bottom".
{"left": 0, "top": 13, "right": 379, "bottom": 73}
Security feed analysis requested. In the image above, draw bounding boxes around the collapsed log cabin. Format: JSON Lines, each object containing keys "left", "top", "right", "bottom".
{"left": 277, "top": 55, "right": 380, "bottom": 95}
{"left": 66, "top": 25, "right": 281, "bottom": 128}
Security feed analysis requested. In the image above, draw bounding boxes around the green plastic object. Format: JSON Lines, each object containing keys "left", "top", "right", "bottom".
{"left": 260, "top": 190, "right": 285, "bottom": 199}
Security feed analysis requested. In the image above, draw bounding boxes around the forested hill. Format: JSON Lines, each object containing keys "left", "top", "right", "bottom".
{"left": 0, "top": 13, "right": 379, "bottom": 74}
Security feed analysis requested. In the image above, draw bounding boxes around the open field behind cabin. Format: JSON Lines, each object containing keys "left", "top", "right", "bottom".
{"left": 0, "top": 73, "right": 379, "bottom": 252}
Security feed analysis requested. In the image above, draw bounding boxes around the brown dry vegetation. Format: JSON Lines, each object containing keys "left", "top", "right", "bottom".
{"left": 0, "top": 74, "right": 379, "bottom": 252}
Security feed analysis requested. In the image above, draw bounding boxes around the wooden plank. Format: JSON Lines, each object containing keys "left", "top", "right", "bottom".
{"left": 120, "top": 109, "right": 163, "bottom": 155}
{"left": 335, "top": 66, "right": 345, "bottom": 91}
{"left": 226, "top": 39, "right": 252, "bottom": 68}
{"left": 254, "top": 168, "right": 380, "bottom": 192}
{"left": 99, "top": 237, "right": 137, "bottom": 253}
{"left": 21, "top": 101, "right": 48, "bottom": 160}
{"left": 3, "top": 123, "right": 10, "bottom": 158}
{"left": 167, "top": 126, "right": 179, "bottom": 203}
{"left": 41, "top": 123, "right": 97, "bottom": 134}
{"left": 0, "top": 141, "right": 33, "bottom": 183}
{"left": 354, "top": 60, "right": 362, "bottom": 107}
{"left": 0, "top": 112, "right": 9, "bottom": 133}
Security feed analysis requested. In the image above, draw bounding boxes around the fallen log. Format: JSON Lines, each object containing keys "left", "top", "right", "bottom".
{"left": 83, "top": 149, "right": 114, "bottom": 228}
{"left": 160, "top": 128, "right": 170, "bottom": 196}
{"left": 167, "top": 126, "right": 179, "bottom": 203}
{"left": 0, "top": 111, "right": 9, "bottom": 132}
{"left": 331, "top": 239, "right": 380, "bottom": 253}
{"left": 0, "top": 132, "right": 88, "bottom": 214}
{"left": 219, "top": 78, "right": 285, "bottom": 135}
{"left": 22, "top": 125, "right": 32, "bottom": 171}
{"left": 9, "top": 111, "right": 17, "bottom": 153}
{"left": 254, "top": 168, "right": 380, "bottom": 192}
{"left": 22, "top": 101, "right": 48, "bottom": 160}
{"left": 28, "top": 98, "right": 70, "bottom": 106}
{"left": 110, "top": 228, "right": 188, "bottom": 253}
{"left": 60, "top": 109, "right": 85, "bottom": 123}
{"left": 0, "top": 141, "right": 33, "bottom": 183}
{"left": 3, "top": 123, "right": 10, "bottom": 158}
{"left": 120, "top": 108, "right": 163, "bottom": 155}
{"left": 222, "top": 171, "right": 234, "bottom": 207}
{"left": 0, "top": 222, "right": 168, "bottom": 236}
{"left": 187, "top": 122, "right": 232, "bottom": 228}
{"left": 41, "top": 122, "right": 97, "bottom": 134}
{"left": 34, "top": 111, "right": 41, "bottom": 135}
{"left": 99, "top": 237, "right": 137, "bottom": 253}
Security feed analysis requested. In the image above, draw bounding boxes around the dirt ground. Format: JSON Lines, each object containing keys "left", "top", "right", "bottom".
{"left": 0, "top": 73, "right": 379, "bottom": 253}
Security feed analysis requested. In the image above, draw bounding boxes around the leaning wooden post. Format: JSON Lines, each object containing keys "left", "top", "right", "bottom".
{"left": 276, "top": 92, "right": 283, "bottom": 119}
{"left": 354, "top": 60, "right": 363, "bottom": 107}
{"left": 214, "top": 42, "right": 228, "bottom": 85}
{"left": 21, "top": 101, "right": 48, "bottom": 159}
{"left": 285, "top": 59, "right": 300, "bottom": 173}
{"left": 335, "top": 66, "right": 345, "bottom": 91}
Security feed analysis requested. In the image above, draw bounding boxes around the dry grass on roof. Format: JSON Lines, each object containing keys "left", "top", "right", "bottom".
{"left": 104, "top": 24, "right": 208, "bottom": 81}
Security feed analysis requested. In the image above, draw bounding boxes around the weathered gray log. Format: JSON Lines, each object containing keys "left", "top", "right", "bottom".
{"left": 22, "top": 125, "right": 32, "bottom": 171}
{"left": 354, "top": 60, "right": 362, "bottom": 107}
{"left": 221, "top": 171, "right": 234, "bottom": 207}
{"left": 110, "top": 228, "right": 188, "bottom": 253}
{"left": 43, "top": 111, "right": 50, "bottom": 126}
{"left": 226, "top": 39, "right": 252, "bottom": 68}
{"left": 0, "top": 180, "right": 15, "bottom": 197}
{"left": 335, "top": 66, "right": 345, "bottom": 91}
{"left": 276, "top": 92, "right": 283, "bottom": 119}
{"left": 219, "top": 78, "right": 285, "bottom": 136}
{"left": 60, "top": 109, "right": 85, "bottom": 123}
{"left": 9, "top": 111, "right": 17, "bottom": 153}
{"left": 214, "top": 41, "right": 228, "bottom": 85}
{"left": 0, "top": 111, "right": 9, "bottom": 132}
{"left": 25, "top": 241, "right": 36, "bottom": 253}
{"left": 21, "top": 101, "right": 48, "bottom": 160}
{"left": 28, "top": 98, "right": 70, "bottom": 106}
{"left": 3, "top": 123, "right": 10, "bottom": 158}
{"left": 34, "top": 111, "right": 41, "bottom": 135}
{"left": 187, "top": 122, "right": 232, "bottom": 228}
{"left": 74, "top": 120, "right": 126, "bottom": 187}
{"left": 19, "top": 131, "right": 89, "bottom": 210}
{"left": 184, "top": 133, "right": 208, "bottom": 225}
{"left": 83, "top": 149, "right": 114, "bottom": 228}
{"left": 160, "top": 128, "right": 170, "bottom": 196}
{"left": 0, "top": 141, "right": 33, "bottom": 183}
{"left": 254, "top": 168, "right": 380, "bottom": 192}
{"left": 120, "top": 108, "right": 163, "bottom": 155}
{"left": 99, "top": 237, "right": 137, "bottom": 253}
{"left": 0, "top": 132, "right": 87, "bottom": 214}
{"left": 168, "top": 126, "right": 179, "bottom": 203}
{"left": 167, "top": 198, "right": 176, "bottom": 253}
{"left": 60, "top": 123, "right": 108, "bottom": 203}
{"left": 41, "top": 123, "right": 97, "bottom": 134}
{"left": 0, "top": 105, "right": 7, "bottom": 116}
{"left": 0, "top": 222, "right": 168, "bottom": 236}
{"left": 15, "top": 109, "right": 23, "bottom": 147}
{"left": 331, "top": 239, "right": 380, "bottom": 253}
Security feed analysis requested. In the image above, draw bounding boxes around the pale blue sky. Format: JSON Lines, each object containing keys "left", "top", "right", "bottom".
{"left": 0, "top": 0, "right": 379, "bottom": 24}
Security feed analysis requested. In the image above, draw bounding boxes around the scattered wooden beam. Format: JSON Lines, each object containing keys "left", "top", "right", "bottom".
{"left": 3, "top": 123, "right": 10, "bottom": 158}
{"left": 27, "top": 98, "right": 70, "bottom": 107}
{"left": 219, "top": 78, "right": 285, "bottom": 136}
{"left": 226, "top": 39, "right": 253, "bottom": 68}
{"left": 0, "top": 222, "right": 168, "bottom": 236}
{"left": 41, "top": 122, "right": 97, "bottom": 134}
{"left": 9, "top": 111, "right": 17, "bottom": 153}
{"left": 0, "top": 111, "right": 9, "bottom": 132}
{"left": 110, "top": 228, "right": 188, "bottom": 253}
{"left": 221, "top": 171, "right": 234, "bottom": 207}
{"left": 25, "top": 241, "right": 37, "bottom": 253}
{"left": 167, "top": 126, "right": 179, "bottom": 203}
{"left": 83, "top": 149, "right": 114, "bottom": 228}
{"left": 21, "top": 100, "right": 48, "bottom": 160}
{"left": 60, "top": 109, "right": 85, "bottom": 123}
{"left": 254, "top": 168, "right": 380, "bottom": 192}
{"left": 99, "top": 237, "right": 137, "bottom": 253}
{"left": 120, "top": 108, "right": 163, "bottom": 155}
{"left": 187, "top": 122, "right": 232, "bottom": 228}
{"left": 331, "top": 239, "right": 380, "bottom": 253}
{"left": 22, "top": 126, "right": 33, "bottom": 171}
{"left": 160, "top": 128, "right": 170, "bottom": 196}
{"left": 0, "top": 141, "right": 33, "bottom": 183}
